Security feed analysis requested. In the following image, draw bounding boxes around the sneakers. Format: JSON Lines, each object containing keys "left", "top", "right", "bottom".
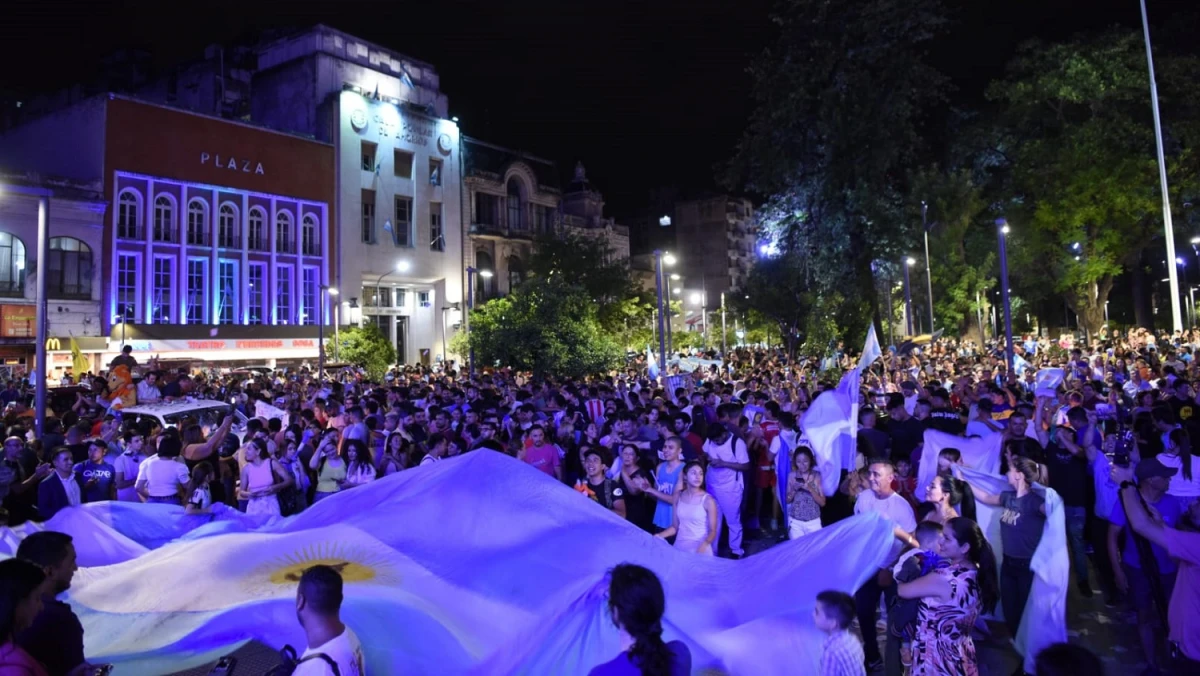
{"left": 1077, "top": 580, "right": 1094, "bottom": 598}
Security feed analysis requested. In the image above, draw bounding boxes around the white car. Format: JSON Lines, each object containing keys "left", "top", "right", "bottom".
{"left": 118, "top": 398, "right": 245, "bottom": 442}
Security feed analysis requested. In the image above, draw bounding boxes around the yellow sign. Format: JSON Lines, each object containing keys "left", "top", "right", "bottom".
{"left": 45, "top": 337, "right": 61, "bottom": 351}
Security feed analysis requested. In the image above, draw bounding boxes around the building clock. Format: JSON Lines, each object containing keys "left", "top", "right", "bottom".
{"left": 350, "top": 108, "right": 368, "bottom": 131}
{"left": 437, "top": 133, "right": 452, "bottom": 155}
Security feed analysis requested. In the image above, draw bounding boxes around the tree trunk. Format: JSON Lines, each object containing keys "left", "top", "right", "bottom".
{"left": 1132, "top": 250, "right": 1152, "bottom": 329}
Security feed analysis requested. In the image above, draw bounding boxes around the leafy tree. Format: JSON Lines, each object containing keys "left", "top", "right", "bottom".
{"left": 463, "top": 275, "right": 624, "bottom": 378}
{"left": 909, "top": 168, "right": 996, "bottom": 342}
{"left": 731, "top": 254, "right": 815, "bottom": 358}
{"left": 725, "top": 0, "right": 950, "bottom": 329}
{"left": 331, "top": 325, "right": 395, "bottom": 381}
{"left": 985, "top": 32, "right": 1200, "bottom": 335}
{"left": 526, "top": 231, "right": 653, "bottom": 348}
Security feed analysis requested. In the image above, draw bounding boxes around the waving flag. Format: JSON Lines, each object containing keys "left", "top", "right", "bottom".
{"left": 953, "top": 465, "right": 1068, "bottom": 674}
{"left": 858, "top": 324, "right": 882, "bottom": 371}
{"left": 647, "top": 345, "right": 660, "bottom": 380}
{"left": 802, "top": 368, "right": 860, "bottom": 496}
{"left": 2, "top": 453, "right": 898, "bottom": 675}
{"left": 1034, "top": 368, "right": 1065, "bottom": 398}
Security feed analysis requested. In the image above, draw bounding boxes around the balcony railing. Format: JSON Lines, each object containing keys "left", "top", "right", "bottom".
{"left": 217, "top": 234, "right": 241, "bottom": 249}
{"left": 0, "top": 281, "right": 24, "bottom": 297}
{"left": 116, "top": 226, "right": 143, "bottom": 240}
{"left": 186, "top": 231, "right": 209, "bottom": 246}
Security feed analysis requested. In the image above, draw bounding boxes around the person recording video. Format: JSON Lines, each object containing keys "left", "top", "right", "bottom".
{"left": 1110, "top": 460, "right": 1200, "bottom": 672}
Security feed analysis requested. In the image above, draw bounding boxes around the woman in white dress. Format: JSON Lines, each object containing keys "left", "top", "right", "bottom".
{"left": 238, "top": 438, "right": 293, "bottom": 517}
{"left": 654, "top": 461, "right": 718, "bottom": 555}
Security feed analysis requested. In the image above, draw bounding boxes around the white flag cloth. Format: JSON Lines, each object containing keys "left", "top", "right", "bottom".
{"left": 916, "top": 430, "right": 1002, "bottom": 502}
{"left": 954, "top": 465, "right": 1069, "bottom": 673}
{"left": 1, "top": 452, "right": 898, "bottom": 675}
{"left": 858, "top": 324, "right": 882, "bottom": 371}
{"left": 1033, "top": 368, "right": 1065, "bottom": 398}
{"left": 254, "top": 400, "right": 290, "bottom": 428}
{"left": 802, "top": 368, "right": 861, "bottom": 496}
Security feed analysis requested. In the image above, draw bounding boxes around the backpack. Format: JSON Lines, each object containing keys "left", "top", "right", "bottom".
{"left": 264, "top": 644, "right": 342, "bottom": 676}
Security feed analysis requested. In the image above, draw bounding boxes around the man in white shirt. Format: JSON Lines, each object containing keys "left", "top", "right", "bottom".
{"left": 136, "top": 372, "right": 162, "bottom": 404}
{"left": 113, "top": 432, "right": 148, "bottom": 502}
{"left": 853, "top": 460, "right": 918, "bottom": 673}
{"left": 704, "top": 426, "right": 751, "bottom": 559}
{"left": 294, "top": 565, "right": 365, "bottom": 676}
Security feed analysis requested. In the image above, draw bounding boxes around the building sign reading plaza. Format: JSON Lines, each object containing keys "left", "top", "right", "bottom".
{"left": 200, "top": 152, "right": 265, "bottom": 175}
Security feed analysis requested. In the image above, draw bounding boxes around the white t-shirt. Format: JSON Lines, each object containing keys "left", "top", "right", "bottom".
{"left": 704, "top": 436, "right": 749, "bottom": 488}
{"left": 135, "top": 455, "right": 189, "bottom": 498}
{"left": 854, "top": 489, "right": 917, "bottom": 566}
{"left": 294, "top": 626, "right": 366, "bottom": 676}
{"left": 113, "top": 452, "right": 146, "bottom": 502}
{"left": 1158, "top": 453, "right": 1200, "bottom": 498}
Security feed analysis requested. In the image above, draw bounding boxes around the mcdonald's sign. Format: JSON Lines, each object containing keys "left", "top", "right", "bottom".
{"left": 45, "top": 338, "right": 61, "bottom": 351}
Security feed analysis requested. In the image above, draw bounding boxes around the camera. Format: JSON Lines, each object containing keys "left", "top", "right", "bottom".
{"left": 1110, "top": 429, "right": 1136, "bottom": 468}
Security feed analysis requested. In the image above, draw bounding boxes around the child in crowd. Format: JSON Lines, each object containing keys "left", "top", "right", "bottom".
{"left": 814, "top": 590, "right": 866, "bottom": 676}
{"left": 893, "top": 457, "right": 918, "bottom": 509}
{"left": 889, "top": 520, "right": 946, "bottom": 667}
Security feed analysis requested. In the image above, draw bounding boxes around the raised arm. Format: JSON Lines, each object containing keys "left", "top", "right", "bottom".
{"left": 952, "top": 465, "right": 1001, "bottom": 506}
{"left": 182, "top": 415, "right": 234, "bottom": 462}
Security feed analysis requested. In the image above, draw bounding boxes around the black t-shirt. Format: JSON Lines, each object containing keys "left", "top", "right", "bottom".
{"left": 1044, "top": 442, "right": 1088, "bottom": 507}
{"left": 616, "top": 470, "right": 656, "bottom": 533}
{"left": 587, "top": 478, "right": 623, "bottom": 511}
{"left": 999, "top": 490, "right": 1046, "bottom": 559}
{"left": 927, "top": 407, "right": 965, "bottom": 436}
{"left": 886, "top": 417, "right": 927, "bottom": 465}
{"left": 859, "top": 428, "right": 891, "bottom": 458}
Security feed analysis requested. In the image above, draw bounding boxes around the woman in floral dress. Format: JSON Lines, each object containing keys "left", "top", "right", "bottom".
{"left": 897, "top": 517, "right": 999, "bottom": 676}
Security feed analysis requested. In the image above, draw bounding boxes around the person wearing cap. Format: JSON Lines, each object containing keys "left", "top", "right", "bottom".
{"left": 1107, "top": 456, "right": 1186, "bottom": 673}
{"left": 1111, "top": 461, "right": 1200, "bottom": 670}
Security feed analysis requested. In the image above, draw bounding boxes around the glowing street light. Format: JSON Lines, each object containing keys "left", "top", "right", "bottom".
{"left": 663, "top": 253, "right": 677, "bottom": 266}
{"left": 670, "top": 273, "right": 680, "bottom": 281}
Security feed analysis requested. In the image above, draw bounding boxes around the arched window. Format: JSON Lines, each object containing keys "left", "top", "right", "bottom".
{"left": 218, "top": 203, "right": 238, "bottom": 248}
{"left": 46, "top": 237, "right": 92, "bottom": 299}
{"left": 276, "top": 211, "right": 293, "bottom": 253}
{"left": 153, "top": 195, "right": 176, "bottom": 242}
{"left": 506, "top": 179, "right": 524, "bottom": 231}
{"left": 475, "top": 251, "right": 494, "bottom": 301}
{"left": 248, "top": 207, "right": 266, "bottom": 251}
{"left": 302, "top": 214, "right": 319, "bottom": 256}
{"left": 187, "top": 200, "right": 208, "bottom": 246}
{"left": 0, "top": 232, "right": 26, "bottom": 297}
{"left": 117, "top": 190, "right": 141, "bottom": 239}
{"left": 507, "top": 255, "right": 524, "bottom": 293}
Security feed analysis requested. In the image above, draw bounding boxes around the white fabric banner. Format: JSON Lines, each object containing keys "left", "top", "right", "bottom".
{"left": 916, "top": 429, "right": 1003, "bottom": 502}
{"left": 802, "top": 368, "right": 860, "bottom": 496}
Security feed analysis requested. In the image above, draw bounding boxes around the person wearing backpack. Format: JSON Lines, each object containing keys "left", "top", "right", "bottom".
{"left": 292, "top": 565, "right": 364, "bottom": 675}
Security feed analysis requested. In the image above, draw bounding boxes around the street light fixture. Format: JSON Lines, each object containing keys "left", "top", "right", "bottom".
{"left": 663, "top": 253, "right": 677, "bottom": 266}
{"left": 670, "top": 273, "right": 680, "bottom": 281}
{"left": 997, "top": 219, "right": 1015, "bottom": 374}
{"left": 465, "top": 267, "right": 493, "bottom": 376}
{"left": 659, "top": 215, "right": 672, "bottom": 227}
{"left": 652, "top": 250, "right": 668, "bottom": 375}
{"left": 903, "top": 258, "right": 915, "bottom": 335}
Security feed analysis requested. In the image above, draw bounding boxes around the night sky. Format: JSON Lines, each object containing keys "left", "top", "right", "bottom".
{"left": 3, "top": 0, "right": 1198, "bottom": 218}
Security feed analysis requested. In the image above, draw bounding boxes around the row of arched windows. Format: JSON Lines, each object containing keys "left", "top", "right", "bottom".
{"left": 117, "top": 189, "right": 321, "bottom": 255}
{"left": 0, "top": 232, "right": 93, "bottom": 299}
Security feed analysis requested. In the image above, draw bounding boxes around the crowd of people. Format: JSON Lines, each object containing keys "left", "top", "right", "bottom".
{"left": 0, "top": 325, "right": 1199, "bottom": 674}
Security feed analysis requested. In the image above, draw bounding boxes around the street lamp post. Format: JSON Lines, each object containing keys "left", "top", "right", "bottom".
{"left": 720, "top": 291, "right": 727, "bottom": 356}
{"left": 997, "top": 219, "right": 1015, "bottom": 374}
{"left": 903, "top": 258, "right": 916, "bottom": 336}
{"left": 33, "top": 196, "right": 48, "bottom": 438}
{"left": 653, "top": 250, "right": 667, "bottom": 376}
{"left": 318, "top": 286, "right": 338, "bottom": 379}
{"left": 922, "top": 201, "right": 935, "bottom": 332}
{"left": 1140, "top": 0, "right": 1183, "bottom": 332}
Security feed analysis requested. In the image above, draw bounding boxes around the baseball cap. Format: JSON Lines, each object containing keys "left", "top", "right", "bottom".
{"left": 1135, "top": 457, "right": 1178, "bottom": 482}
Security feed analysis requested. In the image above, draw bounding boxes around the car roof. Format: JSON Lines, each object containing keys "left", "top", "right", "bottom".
{"left": 120, "top": 399, "right": 232, "bottom": 417}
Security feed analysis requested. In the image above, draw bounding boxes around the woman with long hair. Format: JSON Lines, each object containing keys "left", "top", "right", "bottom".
{"left": 0, "top": 558, "right": 49, "bottom": 675}
{"left": 654, "top": 462, "right": 717, "bottom": 555}
{"left": 309, "top": 429, "right": 346, "bottom": 503}
{"left": 786, "top": 446, "right": 825, "bottom": 538}
{"left": 588, "top": 563, "right": 691, "bottom": 676}
{"left": 937, "top": 448, "right": 976, "bottom": 521}
{"left": 1160, "top": 427, "right": 1200, "bottom": 503}
{"left": 924, "top": 474, "right": 962, "bottom": 525}
{"left": 339, "top": 440, "right": 377, "bottom": 488}
{"left": 616, "top": 444, "right": 656, "bottom": 533}
{"left": 237, "top": 438, "right": 292, "bottom": 517}
{"left": 897, "top": 517, "right": 999, "bottom": 676}
{"left": 957, "top": 455, "right": 1045, "bottom": 639}
{"left": 379, "top": 432, "right": 407, "bottom": 476}
{"left": 184, "top": 462, "right": 215, "bottom": 515}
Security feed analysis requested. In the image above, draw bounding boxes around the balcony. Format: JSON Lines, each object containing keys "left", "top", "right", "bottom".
{"left": 116, "top": 226, "right": 143, "bottom": 241}
{"left": 0, "top": 281, "right": 24, "bottom": 298}
{"left": 186, "top": 231, "right": 209, "bottom": 247}
{"left": 217, "top": 234, "right": 241, "bottom": 249}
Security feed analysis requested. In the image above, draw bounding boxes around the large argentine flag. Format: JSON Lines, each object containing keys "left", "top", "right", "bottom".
{"left": 801, "top": 368, "right": 860, "bottom": 497}
{"left": 3, "top": 452, "right": 897, "bottom": 675}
